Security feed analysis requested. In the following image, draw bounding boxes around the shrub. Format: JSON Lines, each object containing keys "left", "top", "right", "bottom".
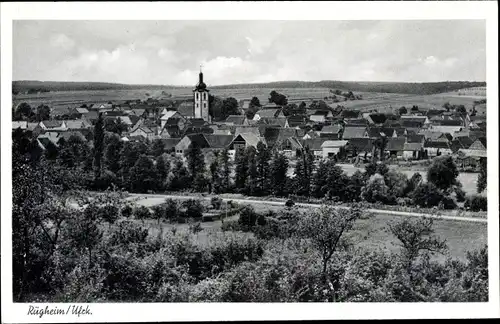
{"left": 361, "top": 174, "right": 395, "bottom": 204}
{"left": 164, "top": 198, "right": 179, "bottom": 221}
{"left": 410, "top": 182, "right": 444, "bottom": 208}
{"left": 97, "top": 204, "right": 120, "bottom": 224}
{"left": 121, "top": 205, "right": 133, "bottom": 218}
{"left": 454, "top": 187, "right": 466, "bottom": 203}
{"left": 238, "top": 206, "right": 259, "bottom": 227}
{"left": 182, "top": 199, "right": 204, "bottom": 219}
{"left": 108, "top": 219, "right": 149, "bottom": 246}
{"left": 465, "top": 195, "right": 487, "bottom": 211}
{"left": 439, "top": 196, "right": 457, "bottom": 210}
{"left": 285, "top": 199, "right": 295, "bottom": 208}
{"left": 211, "top": 197, "right": 223, "bottom": 210}
{"left": 134, "top": 206, "right": 152, "bottom": 220}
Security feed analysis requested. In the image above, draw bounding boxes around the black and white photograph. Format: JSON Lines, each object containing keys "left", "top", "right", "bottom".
{"left": 1, "top": 1, "right": 498, "bottom": 322}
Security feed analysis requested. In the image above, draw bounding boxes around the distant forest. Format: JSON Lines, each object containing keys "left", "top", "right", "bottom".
{"left": 13, "top": 80, "right": 486, "bottom": 95}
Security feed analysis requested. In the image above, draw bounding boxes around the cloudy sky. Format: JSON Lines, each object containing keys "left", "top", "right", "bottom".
{"left": 13, "top": 20, "right": 485, "bottom": 85}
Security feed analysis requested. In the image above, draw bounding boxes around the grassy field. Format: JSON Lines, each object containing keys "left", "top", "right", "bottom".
{"left": 130, "top": 196, "right": 487, "bottom": 261}
{"left": 13, "top": 86, "right": 485, "bottom": 114}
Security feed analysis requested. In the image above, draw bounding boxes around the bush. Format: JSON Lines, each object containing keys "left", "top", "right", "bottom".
{"left": 164, "top": 199, "right": 179, "bottom": 221}
{"left": 182, "top": 199, "right": 204, "bottom": 219}
{"left": 121, "top": 205, "right": 133, "bottom": 218}
{"left": 285, "top": 199, "right": 295, "bottom": 208}
{"left": 465, "top": 195, "right": 487, "bottom": 211}
{"left": 454, "top": 187, "right": 466, "bottom": 203}
{"left": 439, "top": 196, "right": 457, "bottom": 210}
{"left": 211, "top": 197, "right": 223, "bottom": 210}
{"left": 134, "top": 206, "right": 152, "bottom": 220}
{"left": 238, "top": 206, "right": 259, "bottom": 227}
{"left": 361, "top": 174, "right": 395, "bottom": 204}
{"left": 410, "top": 182, "right": 444, "bottom": 208}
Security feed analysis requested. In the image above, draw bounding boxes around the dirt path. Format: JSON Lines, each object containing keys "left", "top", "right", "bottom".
{"left": 127, "top": 193, "right": 487, "bottom": 224}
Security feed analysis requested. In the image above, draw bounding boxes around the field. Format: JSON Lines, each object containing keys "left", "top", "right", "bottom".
{"left": 130, "top": 196, "right": 487, "bottom": 262}
{"left": 13, "top": 86, "right": 486, "bottom": 116}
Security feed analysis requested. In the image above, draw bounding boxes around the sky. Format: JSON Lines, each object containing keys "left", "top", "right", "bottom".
{"left": 13, "top": 20, "right": 486, "bottom": 86}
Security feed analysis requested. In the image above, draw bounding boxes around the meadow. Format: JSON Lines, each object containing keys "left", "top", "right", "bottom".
{"left": 130, "top": 196, "right": 487, "bottom": 262}
{"left": 13, "top": 86, "right": 486, "bottom": 115}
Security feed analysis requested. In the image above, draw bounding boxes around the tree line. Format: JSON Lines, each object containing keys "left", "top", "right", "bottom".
{"left": 17, "top": 112, "right": 487, "bottom": 212}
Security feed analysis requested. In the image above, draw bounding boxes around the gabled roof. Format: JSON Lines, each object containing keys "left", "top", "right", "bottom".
{"left": 407, "top": 134, "right": 425, "bottom": 143}
{"left": 258, "top": 117, "right": 287, "bottom": 128}
{"left": 341, "top": 110, "right": 361, "bottom": 119}
{"left": 264, "top": 127, "right": 300, "bottom": 148}
{"left": 367, "top": 113, "right": 387, "bottom": 124}
{"left": 433, "top": 119, "right": 463, "bottom": 126}
{"left": 41, "top": 120, "right": 65, "bottom": 128}
{"left": 425, "top": 109, "right": 447, "bottom": 117}
{"left": 469, "top": 138, "right": 486, "bottom": 150}
{"left": 65, "top": 119, "right": 92, "bottom": 129}
{"left": 224, "top": 115, "right": 247, "bottom": 125}
{"left": 302, "top": 138, "right": 327, "bottom": 151}
{"left": 386, "top": 137, "right": 406, "bottom": 151}
{"left": 256, "top": 108, "right": 281, "bottom": 118}
{"left": 342, "top": 126, "right": 367, "bottom": 139}
{"left": 424, "top": 140, "right": 450, "bottom": 149}
{"left": 177, "top": 101, "right": 195, "bottom": 118}
{"left": 320, "top": 125, "right": 342, "bottom": 134}
{"left": 346, "top": 138, "right": 374, "bottom": 152}
{"left": 321, "top": 140, "right": 348, "bottom": 148}
{"left": 400, "top": 115, "right": 428, "bottom": 122}
{"left": 287, "top": 115, "right": 308, "bottom": 127}
{"left": 204, "top": 134, "right": 234, "bottom": 149}
{"left": 418, "top": 130, "right": 445, "bottom": 141}
{"left": 234, "top": 125, "right": 261, "bottom": 137}
{"left": 162, "top": 138, "right": 182, "bottom": 150}
{"left": 186, "top": 133, "right": 211, "bottom": 149}
{"left": 403, "top": 142, "right": 423, "bottom": 151}
{"left": 160, "top": 110, "right": 182, "bottom": 120}
{"left": 344, "top": 118, "right": 368, "bottom": 126}
{"left": 187, "top": 118, "right": 207, "bottom": 128}
{"left": 232, "top": 133, "right": 264, "bottom": 148}
{"left": 75, "top": 107, "right": 89, "bottom": 114}
{"left": 401, "top": 120, "right": 424, "bottom": 128}
{"left": 367, "top": 127, "right": 396, "bottom": 138}
{"left": 83, "top": 110, "right": 99, "bottom": 120}
{"left": 457, "top": 149, "right": 487, "bottom": 158}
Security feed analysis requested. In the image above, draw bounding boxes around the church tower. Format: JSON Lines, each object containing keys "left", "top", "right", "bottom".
{"left": 193, "top": 66, "right": 210, "bottom": 122}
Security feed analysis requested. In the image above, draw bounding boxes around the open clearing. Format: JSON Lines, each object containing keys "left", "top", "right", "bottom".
{"left": 129, "top": 195, "right": 487, "bottom": 261}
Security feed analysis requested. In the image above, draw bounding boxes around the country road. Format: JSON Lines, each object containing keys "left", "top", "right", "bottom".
{"left": 127, "top": 193, "right": 487, "bottom": 224}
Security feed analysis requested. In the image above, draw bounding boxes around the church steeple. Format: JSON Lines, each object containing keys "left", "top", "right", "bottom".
{"left": 193, "top": 64, "right": 210, "bottom": 122}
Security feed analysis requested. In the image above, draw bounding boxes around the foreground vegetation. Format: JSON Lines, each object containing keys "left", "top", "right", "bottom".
{"left": 13, "top": 139, "right": 488, "bottom": 302}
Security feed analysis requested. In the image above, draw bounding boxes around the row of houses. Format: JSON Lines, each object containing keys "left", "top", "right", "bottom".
{"left": 14, "top": 97, "right": 487, "bottom": 165}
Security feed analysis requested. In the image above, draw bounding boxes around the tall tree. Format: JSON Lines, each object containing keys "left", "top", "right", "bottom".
{"left": 246, "top": 96, "right": 261, "bottom": 120}
{"left": 129, "top": 154, "right": 157, "bottom": 192}
{"left": 185, "top": 141, "right": 205, "bottom": 187}
{"left": 269, "top": 90, "right": 288, "bottom": 106}
{"left": 156, "top": 154, "right": 170, "bottom": 191}
{"left": 150, "top": 138, "right": 165, "bottom": 157}
{"left": 270, "top": 152, "right": 289, "bottom": 197}
{"left": 477, "top": 157, "right": 487, "bottom": 193}
{"left": 427, "top": 155, "right": 459, "bottom": 192}
{"left": 245, "top": 146, "right": 258, "bottom": 196}
{"left": 93, "top": 113, "right": 105, "bottom": 179}
{"left": 234, "top": 147, "right": 249, "bottom": 191}
{"left": 209, "top": 151, "right": 222, "bottom": 193}
{"left": 104, "top": 133, "right": 122, "bottom": 174}
{"left": 35, "top": 104, "right": 51, "bottom": 121}
{"left": 221, "top": 97, "right": 240, "bottom": 119}
{"left": 219, "top": 148, "right": 232, "bottom": 192}
{"left": 294, "top": 147, "right": 314, "bottom": 197}
{"left": 256, "top": 142, "right": 271, "bottom": 196}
